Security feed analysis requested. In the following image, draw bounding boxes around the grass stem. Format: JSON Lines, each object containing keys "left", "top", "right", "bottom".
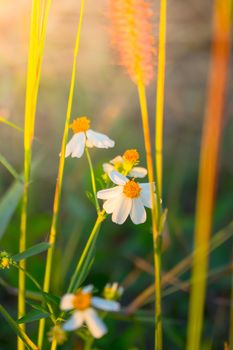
{"left": 38, "top": 1, "right": 85, "bottom": 346}
{"left": 85, "top": 147, "right": 100, "bottom": 212}
{"left": 137, "top": 79, "right": 162, "bottom": 350}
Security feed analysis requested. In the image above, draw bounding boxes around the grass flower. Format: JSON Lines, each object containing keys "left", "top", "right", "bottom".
{"left": 65, "top": 116, "right": 115, "bottom": 158}
{"left": 103, "top": 149, "right": 147, "bottom": 178}
{"left": 108, "top": 0, "right": 155, "bottom": 85}
{"left": 97, "top": 170, "right": 155, "bottom": 224}
{"left": 60, "top": 285, "right": 120, "bottom": 338}
{"left": 103, "top": 282, "right": 124, "bottom": 300}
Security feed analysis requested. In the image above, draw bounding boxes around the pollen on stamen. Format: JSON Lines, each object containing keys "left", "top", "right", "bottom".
{"left": 72, "top": 292, "right": 91, "bottom": 311}
{"left": 123, "top": 149, "right": 139, "bottom": 163}
{"left": 123, "top": 180, "right": 141, "bottom": 198}
{"left": 69, "top": 116, "right": 90, "bottom": 134}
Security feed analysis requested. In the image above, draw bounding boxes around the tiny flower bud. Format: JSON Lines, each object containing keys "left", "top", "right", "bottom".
{"left": 103, "top": 282, "right": 124, "bottom": 301}
{"left": 47, "top": 325, "right": 67, "bottom": 345}
{"left": 0, "top": 251, "right": 13, "bottom": 270}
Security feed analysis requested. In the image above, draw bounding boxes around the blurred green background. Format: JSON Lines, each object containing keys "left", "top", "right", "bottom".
{"left": 0, "top": 0, "right": 232, "bottom": 349}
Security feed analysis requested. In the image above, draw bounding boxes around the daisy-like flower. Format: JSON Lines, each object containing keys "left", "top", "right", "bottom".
{"left": 60, "top": 285, "right": 120, "bottom": 339}
{"left": 103, "top": 149, "right": 147, "bottom": 178}
{"left": 65, "top": 116, "right": 115, "bottom": 158}
{"left": 97, "top": 170, "right": 155, "bottom": 225}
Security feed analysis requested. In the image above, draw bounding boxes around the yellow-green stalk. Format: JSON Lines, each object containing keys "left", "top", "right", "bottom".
{"left": 38, "top": 1, "right": 85, "bottom": 347}
{"left": 187, "top": 1, "right": 232, "bottom": 349}
{"left": 155, "top": 0, "right": 166, "bottom": 197}
{"left": 108, "top": 1, "right": 163, "bottom": 348}
{"left": 19, "top": 1, "right": 51, "bottom": 349}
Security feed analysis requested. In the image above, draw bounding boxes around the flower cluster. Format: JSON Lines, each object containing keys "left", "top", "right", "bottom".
{"left": 65, "top": 117, "right": 156, "bottom": 225}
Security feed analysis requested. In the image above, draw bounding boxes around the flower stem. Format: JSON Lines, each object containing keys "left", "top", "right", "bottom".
{"left": 37, "top": 0, "right": 85, "bottom": 347}
{"left": 84, "top": 337, "right": 94, "bottom": 350}
{"left": 67, "top": 211, "right": 106, "bottom": 293}
{"left": 137, "top": 79, "right": 162, "bottom": 350}
{"left": 85, "top": 147, "right": 100, "bottom": 213}
{"left": 50, "top": 339, "right": 57, "bottom": 350}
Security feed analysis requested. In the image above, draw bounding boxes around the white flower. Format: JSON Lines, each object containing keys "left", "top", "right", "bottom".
{"left": 60, "top": 285, "right": 120, "bottom": 339}
{"left": 103, "top": 155, "right": 147, "bottom": 178}
{"left": 97, "top": 170, "right": 155, "bottom": 225}
{"left": 65, "top": 117, "right": 115, "bottom": 158}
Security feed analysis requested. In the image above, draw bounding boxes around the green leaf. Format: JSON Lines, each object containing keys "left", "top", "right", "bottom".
{"left": 17, "top": 309, "right": 50, "bottom": 324}
{"left": 26, "top": 300, "right": 49, "bottom": 314}
{"left": 12, "top": 242, "right": 51, "bottom": 262}
{"left": 0, "top": 304, "right": 39, "bottom": 350}
{"left": 37, "top": 291, "right": 60, "bottom": 307}
{"left": 0, "top": 180, "right": 23, "bottom": 240}
{"left": 70, "top": 229, "right": 99, "bottom": 292}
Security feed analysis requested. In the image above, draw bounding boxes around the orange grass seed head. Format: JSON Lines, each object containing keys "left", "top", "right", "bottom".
{"left": 108, "top": 0, "right": 155, "bottom": 85}
{"left": 70, "top": 116, "right": 90, "bottom": 134}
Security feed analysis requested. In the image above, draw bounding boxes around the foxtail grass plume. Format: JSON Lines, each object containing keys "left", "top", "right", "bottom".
{"left": 108, "top": 0, "right": 155, "bottom": 85}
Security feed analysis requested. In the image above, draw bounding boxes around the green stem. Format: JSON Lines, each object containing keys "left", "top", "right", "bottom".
{"left": 38, "top": 0, "right": 85, "bottom": 347}
{"left": 85, "top": 147, "right": 100, "bottom": 213}
{"left": 50, "top": 339, "right": 57, "bottom": 350}
{"left": 0, "top": 154, "right": 22, "bottom": 182}
{"left": 0, "top": 305, "right": 39, "bottom": 350}
{"left": 84, "top": 337, "right": 94, "bottom": 350}
{"left": 67, "top": 211, "right": 105, "bottom": 293}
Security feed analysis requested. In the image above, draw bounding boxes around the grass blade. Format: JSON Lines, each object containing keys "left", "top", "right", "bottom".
{"left": 12, "top": 243, "right": 51, "bottom": 262}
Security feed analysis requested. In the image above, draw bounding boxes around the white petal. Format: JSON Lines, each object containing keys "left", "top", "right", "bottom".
{"left": 86, "top": 129, "right": 115, "bottom": 149}
{"left": 129, "top": 167, "right": 147, "bottom": 178}
{"left": 83, "top": 308, "right": 107, "bottom": 339}
{"left": 112, "top": 195, "right": 132, "bottom": 225}
{"left": 65, "top": 134, "right": 79, "bottom": 158}
{"left": 60, "top": 294, "right": 75, "bottom": 311}
{"left": 109, "top": 170, "right": 128, "bottom": 185}
{"left": 91, "top": 297, "right": 120, "bottom": 312}
{"left": 140, "top": 182, "right": 155, "bottom": 192}
{"left": 103, "top": 163, "right": 114, "bottom": 174}
{"left": 82, "top": 285, "right": 94, "bottom": 294}
{"left": 63, "top": 311, "right": 84, "bottom": 331}
{"left": 103, "top": 197, "right": 119, "bottom": 214}
{"left": 110, "top": 156, "right": 123, "bottom": 165}
{"left": 140, "top": 190, "right": 152, "bottom": 208}
{"left": 130, "top": 198, "right": 146, "bottom": 224}
{"left": 97, "top": 186, "right": 123, "bottom": 200}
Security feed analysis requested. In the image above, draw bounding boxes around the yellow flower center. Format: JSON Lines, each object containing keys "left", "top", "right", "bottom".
{"left": 123, "top": 149, "right": 139, "bottom": 163}
{"left": 1, "top": 257, "right": 10, "bottom": 268}
{"left": 70, "top": 117, "right": 90, "bottom": 133}
{"left": 123, "top": 180, "right": 141, "bottom": 198}
{"left": 72, "top": 292, "right": 91, "bottom": 311}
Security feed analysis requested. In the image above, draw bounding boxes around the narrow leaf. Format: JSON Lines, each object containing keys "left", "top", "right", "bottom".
{"left": 0, "top": 180, "right": 23, "bottom": 240}
{"left": 12, "top": 242, "right": 51, "bottom": 262}
{"left": 17, "top": 309, "right": 50, "bottom": 324}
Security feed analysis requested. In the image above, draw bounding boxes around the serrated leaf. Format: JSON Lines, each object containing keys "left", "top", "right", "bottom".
{"left": 0, "top": 180, "right": 23, "bottom": 240}
{"left": 85, "top": 191, "right": 96, "bottom": 207}
{"left": 17, "top": 309, "right": 50, "bottom": 324}
{"left": 12, "top": 242, "right": 51, "bottom": 262}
